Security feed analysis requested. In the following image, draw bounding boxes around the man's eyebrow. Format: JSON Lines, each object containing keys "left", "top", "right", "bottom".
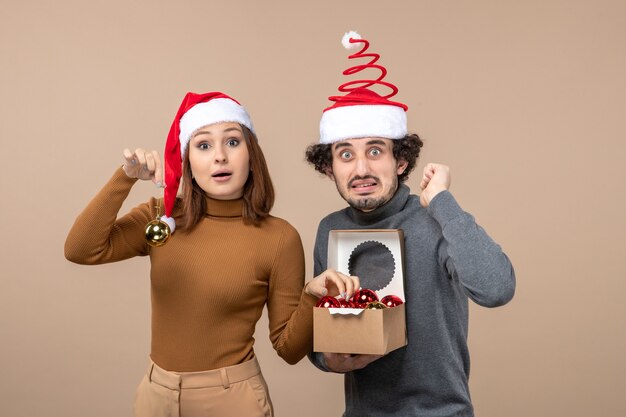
{"left": 365, "top": 139, "right": 387, "bottom": 146}
{"left": 333, "top": 142, "right": 354, "bottom": 150}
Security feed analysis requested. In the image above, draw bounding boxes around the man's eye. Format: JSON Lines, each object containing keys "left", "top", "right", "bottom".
{"left": 341, "top": 151, "right": 352, "bottom": 159}
{"left": 370, "top": 148, "right": 381, "bottom": 156}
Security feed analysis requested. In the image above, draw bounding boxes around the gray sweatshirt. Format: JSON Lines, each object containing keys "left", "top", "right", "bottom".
{"left": 309, "top": 185, "right": 515, "bottom": 417}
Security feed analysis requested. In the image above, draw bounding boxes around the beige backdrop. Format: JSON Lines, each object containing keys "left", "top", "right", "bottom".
{"left": 2, "top": 0, "right": 625, "bottom": 416}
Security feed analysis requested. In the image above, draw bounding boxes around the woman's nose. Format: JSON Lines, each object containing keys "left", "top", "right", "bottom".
{"left": 214, "top": 147, "right": 227, "bottom": 163}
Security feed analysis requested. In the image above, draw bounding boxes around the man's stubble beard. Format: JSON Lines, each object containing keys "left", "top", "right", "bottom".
{"left": 336, "top": 176, "right": 398, "bottom": 212}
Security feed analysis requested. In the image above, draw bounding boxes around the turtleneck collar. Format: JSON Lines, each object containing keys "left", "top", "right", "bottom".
{"left": 205, "top": 196, "right": 244, "bottom": 218}
{"left": 348, "top": 184, "right": 410, "bottom": 226}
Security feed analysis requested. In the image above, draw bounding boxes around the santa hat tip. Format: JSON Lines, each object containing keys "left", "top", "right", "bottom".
{"left": 342, "top": 31, "right": 361, "bottom": 49}
{"left": 160, "top": 215, "right": 176, "bottom": 233}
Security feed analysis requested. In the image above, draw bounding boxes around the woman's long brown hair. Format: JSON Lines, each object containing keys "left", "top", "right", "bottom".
{"left": 176, "top": 125, "right": 274, "bottom": 231}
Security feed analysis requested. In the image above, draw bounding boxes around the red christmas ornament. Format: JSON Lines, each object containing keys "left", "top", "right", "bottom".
{"left": 351, "top": 289, "right": 379, "bottom": 308}
{"left": 316, "top": 296, "right": 341, "bottom": 308}
{"left": 338, "top": 298, "right": 356, "bottom": 308}
{"left": 381, "top": 295, "right": 404, "bottom": 308}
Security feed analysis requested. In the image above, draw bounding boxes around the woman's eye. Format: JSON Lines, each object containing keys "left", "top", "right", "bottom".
{"left": 227, "top": 138, "right": 240, "bottom": 147}
{"left": 198, "top": 143, "right": 210, "bottom": 150}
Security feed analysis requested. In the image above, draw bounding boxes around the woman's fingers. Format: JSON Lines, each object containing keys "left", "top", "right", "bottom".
{"left": 123, "top": 148, "right": 135, "bottom": 164}
{"left": 308, "top": 270, "right": 360, "bottom": 300}
{"left": 133, "top": 148, "right": 147, "bottom": 167}
{"left": 335, "top": 272, "right": 359, "bottom": 300}
{"left": 145, "top": 151, "right": 156, "bottom": 173}
{"left": 151, "top": 150, "right": 164, "bottom": 187}
{"left": 121, "top": 148, "right": 162, "bottom": 183}
{"left": 324, "top": 270, "right": 349, "bottom": 298}
{"left": 122, "top": 148, "right": 140, "bottom": 178}
{"left": 305, "top": 276, "right": 327, "bottom": 298}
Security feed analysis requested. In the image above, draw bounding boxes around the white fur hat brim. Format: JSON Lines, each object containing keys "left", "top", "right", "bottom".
{"left": 320, "top": 104, "right": 407, "bottom": 144}
{"left": 179, "top": 98, "right": 254, "bottom": 156}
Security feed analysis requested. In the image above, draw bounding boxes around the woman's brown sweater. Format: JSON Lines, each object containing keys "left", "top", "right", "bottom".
{"left": 65, "top": 167, "right": 317, "bottom": 371}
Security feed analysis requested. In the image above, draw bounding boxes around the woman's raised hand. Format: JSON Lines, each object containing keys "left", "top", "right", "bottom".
{"left": 122, "top": 148, "right": 164, "bottom": 187}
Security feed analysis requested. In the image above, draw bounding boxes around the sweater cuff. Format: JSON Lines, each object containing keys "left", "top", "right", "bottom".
{"left": 426, "top": 190, "right": 464, "bottom": 228}
{"left": 300, "top": 287, "right": 319, "bottom": 307}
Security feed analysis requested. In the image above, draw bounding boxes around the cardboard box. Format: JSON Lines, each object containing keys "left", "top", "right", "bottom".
{"left": 313, "top": 229, "right": 407, "bottom": 355}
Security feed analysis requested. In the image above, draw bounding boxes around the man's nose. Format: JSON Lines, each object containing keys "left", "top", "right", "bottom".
{"left": 354, "top": 156, "right": 370, "bottom": 176}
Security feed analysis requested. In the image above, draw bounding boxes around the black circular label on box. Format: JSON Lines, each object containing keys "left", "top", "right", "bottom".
{"left": 348, "top": 240, "right": 395, "bottom": 291}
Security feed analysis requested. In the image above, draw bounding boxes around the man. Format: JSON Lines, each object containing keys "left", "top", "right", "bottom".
{"left": 305, "top": 31, "right": 516, "bottom": 417}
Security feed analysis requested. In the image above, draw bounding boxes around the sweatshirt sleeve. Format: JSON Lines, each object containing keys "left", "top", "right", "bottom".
{"left": 266, "top": 222, "right": 318, "bottom": 365}
{"left": 427, "top": 191, "right": 516, "bottom": 307}
{"left": 64, "top": 167, "right": 153, "bottom": 265}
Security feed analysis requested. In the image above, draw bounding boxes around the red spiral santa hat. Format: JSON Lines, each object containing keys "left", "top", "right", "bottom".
{"left": 161, "top": 91, "right": 254, "bottom": 232}
{"left": 319, "top": 31, "right": 408, "bottom": 144}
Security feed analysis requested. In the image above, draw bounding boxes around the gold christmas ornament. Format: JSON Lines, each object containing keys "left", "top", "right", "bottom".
{"left": 145, "top": 199, "right": 170, "bottom": 247}
{"left": 365, "top": 301, "right": 387, "bottom": 310}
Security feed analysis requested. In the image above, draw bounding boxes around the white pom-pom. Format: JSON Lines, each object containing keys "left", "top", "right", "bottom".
{"left": 161, "top": 215, "right": 176, "bottom": 233}
{"left": 342, "top": 31, "right": 361, "bottom": 50}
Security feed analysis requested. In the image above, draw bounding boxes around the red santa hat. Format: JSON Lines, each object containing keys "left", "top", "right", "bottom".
{"left": 161, "top": 91, "right": 254, "bottom": 232}
{"left": 319, "top": 31, "right": 408, "bottom": 144}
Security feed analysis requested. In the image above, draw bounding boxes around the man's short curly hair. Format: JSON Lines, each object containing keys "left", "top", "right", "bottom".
{"left": 305, "top": 134, "right": 424, "bottom": 183}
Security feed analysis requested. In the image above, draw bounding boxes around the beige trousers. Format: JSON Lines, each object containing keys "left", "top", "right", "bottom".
{"left": 133, "top": 357, "right": 273, "bottom": 417}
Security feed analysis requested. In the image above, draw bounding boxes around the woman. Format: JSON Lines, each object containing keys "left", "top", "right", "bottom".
{"left": 65, "top": 92, "right": 358, "bottom": 417}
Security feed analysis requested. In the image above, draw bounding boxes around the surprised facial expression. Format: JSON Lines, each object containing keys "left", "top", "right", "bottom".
{"left": 188, "top": 122, "right": 250, "bottom": 200}
{"left": 329, "top": 137, "right": 407, "bottom": 212}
